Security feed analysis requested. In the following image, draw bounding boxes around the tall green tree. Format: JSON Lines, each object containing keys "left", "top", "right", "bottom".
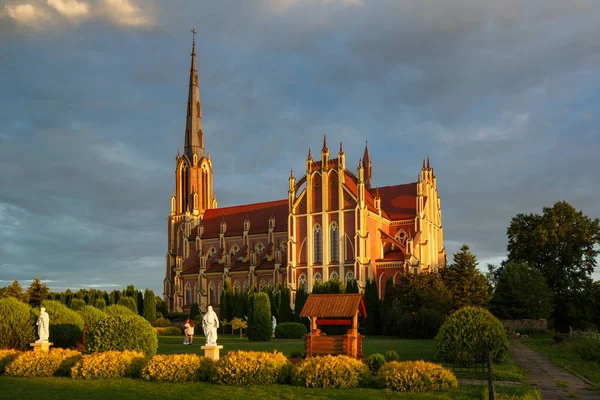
{"left": 489, "top": 262, "right": 553, "bottom": 320}
{"left": 0, "top": 280, "right": 29, "bottom": 303}
{"left": 312, "top": 277, "right": 345, "bottom": 294}
{"left": 345, "top": 279, "right": 359, "bottom": 293}
{"left": 118, "top": 296, "right": 137, "bottom": 313}
{"left": 136, "top": 291, "right": 144, "bottom": 315}
{"left": 506, "top": 201, "right": 600, "bottom": 330}
{"left": 363, "top": 279, "right": 381, "bottom": 335}
{"left": 26, "top": 277, "right": 49, "bottom": 308}
{"left": 109, "top": 289, "right": 121, "bottom": 305}
{"left": 441, "top": 244, "right": 490, "bottom": 311}
{"left": 247, "top": 292, "right": 271, "bottom": 341}
{"left": 294, "top": 283, "right": 308, "bottom": 324}
{"left": 278, "top": 287, "right": 293, "bottom": 323}
{"left": 143, "top": 289, "right": 157, "bottom": 322}
{"left": 220, "top": 279, "right": 234, "bottom": 322}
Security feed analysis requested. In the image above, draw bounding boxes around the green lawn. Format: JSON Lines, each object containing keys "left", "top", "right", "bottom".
{"left": 0, "top": 377, "right": 536, "bottom": 400}
{"left": 522, "top": 334, "right": 600, "bottom": 390}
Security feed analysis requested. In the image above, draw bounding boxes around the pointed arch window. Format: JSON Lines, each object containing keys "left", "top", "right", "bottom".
{"left": 234, "top": 280, "right": 241, "bottom": 292}
{"left": 314, "top": 272, "right": 322, "bottom": 283}
{"left": 259, "top": 279, "right": 267, "bottom": 292}
{"left": 346, "top": 270, "right": 354, "bottom": 282}
{"left": 185, "top": 283, "right": 191, "bottom": 306}
{"left": 218, "top": 281, "right": 224, "bottom": 303}
{"left": 196, "top": 101, "right": 200, "bottom": 116}
{"left": 298, "top": 273, "right": 307, "bottom": 293}
{"left": 313, "top": 224, "right": 322, "bottom": 264}
{"left": 243, "top": 279, "right": 249, "bottom": 293}
{"left": 330, "top": 222, "right": 339, "bottom": 262}
{"left": 209, "top": 282, "right": 216, "bottom": 306}
{"left": 331, "top": 271, "right": 339, "bottom": 280}
{"left": 194, "top": 284, "right": 199, "bottom": 305}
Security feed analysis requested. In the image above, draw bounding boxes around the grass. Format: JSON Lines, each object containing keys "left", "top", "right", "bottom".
{"left": 522, "top": 334, "right": 600, "bottom": 390}
{"left": 0, "top": 377, "right": 537, "bottom": 400}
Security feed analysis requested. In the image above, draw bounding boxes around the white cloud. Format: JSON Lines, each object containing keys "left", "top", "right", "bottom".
{"left": 4, "top": 3, "right": 47, "bottom": 26}
{"left": 102, "top": 0, "right": 152, "bottom": 27}
{"left": 47, "top": 0, "right": 90, "bottom": 20}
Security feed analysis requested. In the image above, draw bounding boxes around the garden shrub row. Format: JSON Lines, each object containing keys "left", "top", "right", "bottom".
{"left": 0, "top": 348, "right": 459, "bottom": 392}
{"left": 154, "top": 326, "right": 182, "bottom": 336}
{"left": 87, "top": 314, "right": 158, "bottom": 356}
{"left": 274, "top": 322, "right": 307, "bottom": 339}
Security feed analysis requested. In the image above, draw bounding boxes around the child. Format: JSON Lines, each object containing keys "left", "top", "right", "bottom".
{"left": 184, "top": 319, "right": 195, "bottom": 345}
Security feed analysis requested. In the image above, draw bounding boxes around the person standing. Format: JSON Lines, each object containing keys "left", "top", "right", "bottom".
{"left": 184, "top": 319, "right": 195, "bottom": 345}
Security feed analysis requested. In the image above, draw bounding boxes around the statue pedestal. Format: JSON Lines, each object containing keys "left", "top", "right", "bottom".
{"left": 30, "top": 342, "right": 53, "bottom": 352}
{"left": 201, "top": 345, "right": 223, "bottom": 361}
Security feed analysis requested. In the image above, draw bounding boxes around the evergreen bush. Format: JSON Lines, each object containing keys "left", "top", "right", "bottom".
{"left": 292, "top": 355, "right": 371, "bottom": 388}
{"left": 76, "top": 305, "right": 107, "bottom": 350}
{"left": 365, "top": 353, "right": 386, "bottom": 372}
{"left": 189, "top": 302, "right": 200, "bottom": 320}
{"left": 141, "top": 354, "right": 214, "bottom": 382}
{"left": 104, "top": 304, "right": 137, "bottom": 316}
{"left": 5, "top": 348, "right": 82, "bottom": 377}
{"left": 94, "top": 298, "right": 106, "bottom": 310}
{"left": 377, "top": 361, "right": 458, "bottom": 392}
{"left": 435, "top": 306, "right": 509, "bottom": 363}
{"left": 0, "top": 297, "right": 35, "bottom": 350}
{"left": 274, "top": 322, "right": 307, "bottom": 339}
{"left": 68, "top": 298, "right": 86, "bottom": 311}
{"left": 87, "top": 314, "right": 158, "bottom": 357}
{"left": 385, "top": 350, "right": 400, "bottom": 362}
{"left": 143, "top": 289, "right": 156, "bottom": 323}
{"left": 151, "top": 316, "right": 172, "bottom": 327}
{"left": 247, "top": 292, "right": 272, "bottom": 341}
{"left": 40, "top": 300, "right": 84, "bottom": 349}
{"left": 71, "top": 350, "right": 146, "bottom": 379}
{"left": 212, "top": 351, "right": 290, "bottom": 385}
{"left": 118, "top": 296, "right": 138, "bottom": 314}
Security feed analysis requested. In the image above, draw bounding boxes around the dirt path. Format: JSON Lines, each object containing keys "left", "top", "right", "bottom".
{"left": 511, "top": 341, "right": 599, "bottom": 399}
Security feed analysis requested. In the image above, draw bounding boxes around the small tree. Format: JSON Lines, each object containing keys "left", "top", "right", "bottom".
{"left": 363, "top": 279, "right": 381, "bottom": 335}
{"left": 189, "top": 302, "right": 200, "bottom": 320}
{"left": 109, "top": 289, "right": 121, "bottom": 305}
{"left": 278, "top": 288, "right": 293, "bottom": 323}
{"left": 94, "top": 298, "right": 106, "bottom": 310}
{"left": 441, "top": 244, "right": 490, "bottom": 311}
{"left": 27, "top": 277, "right": 49, "bottom": 308}
{"left": 312, "top": 277, "right": 345, "bottom": 294}
{"left": 247, "top": 292, "right": 272, "bottom": 341}
{"left": 136, "top": 290, "right": 144, "bottom": 315}
{"left": 118, "top": 296, "right": 137, "bottom": 314}
{"left": 345, "top": 279, "right": 359, "bottom": 293}
{"left": 143, "top": 289, "right": 157, "bottom": 322}
{"left": 231, "top": 317, "right": 248, "bottom": 337}
{"left": 220, "top": 279, "right": 234, "bottom": 322}
{"left": 0, "top": 280, "right": 29, "bottom": 303}
{"left": 294, "top": 284, "right": 308, "bottom": 325}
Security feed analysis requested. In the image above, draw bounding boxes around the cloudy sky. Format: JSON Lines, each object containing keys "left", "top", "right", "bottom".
{"left": 1, "top": 0, "right": 599, "bottom": 295}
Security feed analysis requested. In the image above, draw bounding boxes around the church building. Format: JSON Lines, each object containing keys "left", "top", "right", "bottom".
{"left": 163, "top": 40, "right": 446, "bottom": 314}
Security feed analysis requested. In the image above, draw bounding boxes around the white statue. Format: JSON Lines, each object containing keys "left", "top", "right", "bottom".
{"left": 272, "top": 315, "right": 277, "bottom": 337}
{"left": 202, "top": 305, "right": 219, "bottom": 346}
{"left": 36, "top": 307, "right": 49, "bottom": 343}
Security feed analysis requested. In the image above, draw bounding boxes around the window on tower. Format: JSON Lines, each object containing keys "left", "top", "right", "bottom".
{"left": 330, "top": 222, "right": 339, "bottom": 262}
{"left": 313, "top": 224, "right": 322, "bottom": 264}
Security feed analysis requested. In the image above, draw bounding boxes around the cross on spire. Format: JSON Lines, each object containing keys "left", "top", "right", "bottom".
{"left": 191, "top": 28, "right": 197, "bottom": 44}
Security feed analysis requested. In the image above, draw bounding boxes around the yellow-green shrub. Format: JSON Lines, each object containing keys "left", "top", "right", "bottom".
{"left": 141, "top": 354, "right": 214, "bottom": 382}
{"left": 154, "top": 327, "right": 181, "bottom": 336}
{"left": 0, "top": 297, "right": 35, "bottom": 350}
{"left": 71, "top": 350, "right": 146, "bottom": 379}
{"left": 87, "top": 314, "right": 158, "bottom": 356}
{"left": 292, "top": 355, "right": 371, "bottom": 388}
{"left": 5, "top": 348, "right": 82, "bottom": 377}
{"left": 212, "top": 351, "right": 290, "bottom": 385}
{"left": 0, "top": 349, "right": 21, "bottom": 374}
{"left": 377, "top": 360, "right": 458, "bottom": 392}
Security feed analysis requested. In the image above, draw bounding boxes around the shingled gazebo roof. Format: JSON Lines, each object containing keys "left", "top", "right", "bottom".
{"left": 299, "top": 294, "right": 367, "bottom": 319}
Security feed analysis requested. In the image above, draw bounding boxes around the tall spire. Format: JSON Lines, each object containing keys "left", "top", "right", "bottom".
{"left": 362, "top": 140, "right": 372, "bottom": 190}
{"left": 184, "top": 29, "right": 204, "bottom": 159}
{"left": 322, "top": 134, "right": 328, "bottom": 152}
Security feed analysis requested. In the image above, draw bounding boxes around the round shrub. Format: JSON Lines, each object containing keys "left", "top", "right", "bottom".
{"left": 5, "top": 348, "right": 82, "bottom": 377}
{"left": 0, "top": 349, "right": 21, "bottom": 374}
{"left": 142, "top": 354, "right": 214, "bottom": 382}
{"left": 104, "top": 304, "right": 137, "bottom": 316}
{"left": 365, "top": 353, "right": 386, "bottom": 372}
{"left": 247, "top": 293, "right": 272, "bottom": 341}
{"left": 87, "top": 314, "right": 158, "bottom": 356}
{"left": 377, "top": 361, "right": 458, "bottom": 392}
{"left": 77, "top": 305, "right": 107, "bottom": 349}
{"left": 117, "top": 296, "right": 138, "bottom": 314}
{"left": 0, "top": 297, "right": 35, "bottom": 350}
{"left": 155, "top": 326, "right": 182, "bottom": 336}
{"left": 292, "top": 355, "right": 371, "bottom": 388}
{"left": 435, "top": 306, "right": 509, "bottom": 363}
{"left": 71, "top": 350, "right": 146, "bottom": 379}
{"left": 151, "top": 316, "right": 172, "bottom": 327}
{"left": 68, "top": 298, "right": 86, "bottom": 311}
{"left": 94, "top": 299, "right": 106, "bottom": 310}
{"left": 212, "top": 351, "right": 290, "bottom": 385}
{"left": 385, "top": 350, "right": 400, "bottom": 362}
{"left": 275, "top": 322, "right": 307, "bottom": 339}
{"left": 40, "top": 300, "right": 85, "bottom": 349}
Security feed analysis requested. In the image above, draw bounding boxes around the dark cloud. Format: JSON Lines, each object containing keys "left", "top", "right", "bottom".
{"left": 1, "top": 0, "right": 599, "bottom": 294}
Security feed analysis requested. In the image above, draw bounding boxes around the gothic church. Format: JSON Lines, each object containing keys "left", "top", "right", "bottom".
{"left": 163, "top": 40, "right": 446, "bottom": 314}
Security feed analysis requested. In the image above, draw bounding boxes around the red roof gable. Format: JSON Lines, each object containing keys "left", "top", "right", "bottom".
{"left": 373, "top": 183, "right": 417, "bottom": 220}
{"left": 201, "top": 199, "right": 288, "bottom": 237}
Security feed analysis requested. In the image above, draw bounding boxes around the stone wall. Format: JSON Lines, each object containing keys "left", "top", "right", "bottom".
{"left": 501, "top": 319, "right": 547, "bottom": 332}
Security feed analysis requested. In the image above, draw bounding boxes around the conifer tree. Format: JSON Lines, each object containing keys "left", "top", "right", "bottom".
{"left": 26, "top": 277, "right": 49, "bottom": 308}
{"left": 247, "top": 292, "right": 272, "bottom": 341}
{"left": 441, "top": 244, "right": 490, "bottom": 311}
{"left": 143, "top": 289, "right": 157, "bottom": 322}
{"left": 220, "top": 279, "right": 234, "bottom": 322}
{"left": 0, "top": 280, "right": 29, "bottom": 303}
{"left": 363, "top": 279, "right": 381, "bottom": 335}
{"left": 278, "top": 287, "right": 293, "bottom": 323}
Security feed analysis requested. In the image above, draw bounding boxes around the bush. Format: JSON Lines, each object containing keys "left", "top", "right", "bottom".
{"left": 87, "top": 314, "right": 158, "bottom": 357}
{"left": 40, "top": 300, "right": 85, "bottom": 349}
{"left": 290, "top": 350, "right": 304, "bottom": 359}
{"left": 435, "top": 306, "right": 509, "bottom": 363}
{"left": 71, "top": 350, "right": 146, "bottom": 379}
{"left": 5, "top": 348, "right": 82, "bottom": 377}
{"left": 385, "top": 350, "right": 400, "bottom": 362}
{"left": 151, "top": 317, "right": 172, "bottom": 327}
{"left": 571, "top": 336, "right": 600, "bottom": 362}
{"left": 94, "top": 299, "right": 106, "bottom": 310}
{"left": 118, "top": 297, "right": 138, "bottom": 314}
{"left": 365, "top": 353, "right": 386, "bottom": 372}
{"left": 247, "top": 293, "right": 272, "bottom": 341}
{"left": 0, "top": 297, "right": 36, "bottom": 350}
{"left": 143, "top": 289, "right": 156, "bottom": 323}
{"left": 292, "top": 355, "right": 370, "bottom": 388}
{"left": 154, "top": 327, "right": 182, "bottom": 336}
{"left": 377, "top": 361, "right": 458, "bottom": 392}
{"left": 0, "top": 349, "right": 21, "bottom": 374}
{"left": 104, "top": 304, "right": 137, "bottom": 316}
{"left": 275, "top": 322, "right": 307, "bottom": 339}
{"left": 212, "top": 351, "right": 290, "bottom": 385}
{"left": 68, "top": 299, "right": 86, "bottom": 311}
{"left": 76, "top": 306, "right": 107, "bottom": 350}
{"left": 141, "top": 354, "right": 214, "bottom": 382}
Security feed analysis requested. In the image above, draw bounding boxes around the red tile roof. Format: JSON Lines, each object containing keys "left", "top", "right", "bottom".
{"left": 373, "top": 183, "right": 417, "bottom": 220}
{"left": 201, "top": 199, "right": 288, "bottom": 237}
{"left": 376, "top": 249, "right": 405, "bottom": 262}
{"left": 181, "top": 251, "right": 200, "bottom": 274}
{"left": 299, "top": 294, "right": 367, "bottom": 318}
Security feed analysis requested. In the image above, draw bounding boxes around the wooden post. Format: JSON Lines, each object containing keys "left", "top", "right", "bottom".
{"left": 312, "top": 316, "right": 318, "bottom": 334}
{"left": 487, "top": 350, "right": 495, "bottom": 400}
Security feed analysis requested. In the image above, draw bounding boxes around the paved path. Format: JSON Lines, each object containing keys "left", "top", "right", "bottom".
{"left": 511, "top": 341, "right": 599, "bottom": 399}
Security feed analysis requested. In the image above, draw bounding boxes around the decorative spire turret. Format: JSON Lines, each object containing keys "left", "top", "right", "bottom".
{"left": 184, "top": 29, "right": 204, "bottom": 159}
{"left": 362, "top": 141, "right": 372, "bottom": 190}
{"left": 322, "top": 134, "right": 328, "bottom": 152}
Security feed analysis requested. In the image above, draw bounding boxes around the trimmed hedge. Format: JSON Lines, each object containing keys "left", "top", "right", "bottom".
{"left": 275, "top": 322, "right": 307, "bottom": 339}
{"left": 40, "top": 300, "right": 85, "bottom": 349}
{"left": 71, "top": 350, "right": 146, "bottom": 379}
{"left": 5, "top": 348, "right": 82, "bottom": 377}
{"left": 377, "top": 361, "right": 458, "bottom": 392}
{"left": 104, "top": 304, "right": 137, "bottom": 316}
{"left": 118, "top": 297, "right": 138, "bottom": 314}
{"left": 247, "top": 293, "right": 272, "bottom": 341}
{"left": 365, "top": 353, "right": 386, "bottom": 372}
{"left": 77, "top": 305, "right": 107, "bottom": 350}
{"left": 142, "top": 354, "right": 214, "bottom": 382}
{"left": 87, "top": 314, "right": 158, "bottom": 357}
{"left": 212, "top": 351, "right": 290, "bottom": 385}
{"left": 154, "top": 326, "right": 182, "bottom": 336}
{"left": 0, "top": 297, "right": 36, "bottom": 350}
{"left": 0, "top": 349, "right": 21, "bottom": 374}
{"left": 68, "top": 299, "right": 86, "bottom": 311}
{"left": 151, "top": 317, "right": 172, "bottom": 327}
{"left": 292, "top": 355, "right": 371, "bottom": 388}
{"left": 435, "top": 306, "right": 509, "bottom": 363}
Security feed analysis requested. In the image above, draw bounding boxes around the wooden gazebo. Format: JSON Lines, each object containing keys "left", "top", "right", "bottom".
{"left": 299, "top": 293, "right": 367, "bottom": 359}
